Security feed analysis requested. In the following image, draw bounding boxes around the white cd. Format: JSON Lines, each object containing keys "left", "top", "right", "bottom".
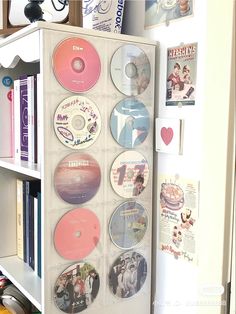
{"left": 110, "top": 150, "right": 149, "bottom": 198}
{"left": 110, "top": 44, "right": 151, "bottom": 96}
{"left": 54, "top": 95, "right": 101, "bottom": 149}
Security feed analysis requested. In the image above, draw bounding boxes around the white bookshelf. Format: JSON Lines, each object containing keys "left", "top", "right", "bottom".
{"left": 0, "top": 158, "right": 41, "bottom": 179}
{"left": 0, "top": 256, "right": 41, "bottom": 310}
{"left": 0, "top": 22, "right": 156, "bottom": 314}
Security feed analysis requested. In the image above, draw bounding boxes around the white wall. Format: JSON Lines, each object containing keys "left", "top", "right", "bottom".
{"left": 123, "top": 1, "right": 235, "bottom": 314}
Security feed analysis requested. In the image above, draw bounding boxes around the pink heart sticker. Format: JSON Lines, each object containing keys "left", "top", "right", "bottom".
{"left": 161, "top": 127, "right": 174, "bottom": 145}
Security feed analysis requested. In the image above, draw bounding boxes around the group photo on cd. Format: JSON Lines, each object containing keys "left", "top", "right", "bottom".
{"left": 110, "top": 98, "right": 150, "bottom": 149}
{"left": 110, "top": 44, "right": 151, "bottom": 96}
{"left": 54, "top": 152, "right": 101, "bottom": 205}
{"left": 54, "top": 262, "right": 100, "bottom": 313}
{"left": 110, "top": 150, "right": 149, "bottom": 198}
{"left": 52, "top": 37, "right": 101, "bottom": 93}
{"left": 54, "top": 95, "right": 101, "bottom": 150}
{"left": 109, "top": 251, "right": 147, "bottom": 298}
{"left": 109, "top": 201, "right": 148, "bottom": 249}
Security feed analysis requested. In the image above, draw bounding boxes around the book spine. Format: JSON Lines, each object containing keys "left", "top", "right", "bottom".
{"left": 16, "top": 179, "right": 24, "bottom": 260}
{"left": 34, "top": 196, "right": 38, "bottom": 274}
{"left": 22, "top": 180, "right": 28, "bottom": 263}
{"left": 0, "top": 74, "right": 13, "bottom": 157}
{"left": 13, "top": 79, "right": 21, "bottom": 160}
{"left": 20, "top": 75, "right": 28, "bottom": 161}
{"left": 27, "top": 75, "right": 35, "bottom": 164}
{"left": 37, "top": 192, "right": 41, "bottom": 278}
{"left": 28, "top": 195, "right": 35, "bottom": 270}
{"left": 36, "top": 74, "right": 41, "bottom": 165}
{"left": 33, "top": 75, "right": 38, "bottom": 164}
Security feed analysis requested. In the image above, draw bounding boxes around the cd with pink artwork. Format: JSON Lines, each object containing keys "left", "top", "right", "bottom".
{"left": 54, "top": 152, "right": 101, "bottom": 204}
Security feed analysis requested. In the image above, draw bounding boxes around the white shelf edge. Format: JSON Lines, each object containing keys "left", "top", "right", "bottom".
{"left": 0, "top": 158, "right": 41, "bottom": 179}
{"left": 0, "top": 255, "right": 42, "bottom": 311}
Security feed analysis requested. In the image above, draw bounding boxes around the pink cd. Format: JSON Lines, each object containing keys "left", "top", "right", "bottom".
{"left": 54, "top": 207, "right": 100, "bottom": 260}
{"left": 54, "top": 152, "right": 101, "bottom": 204}
{"left": 52, "top": 37, "right": 101, "bottom": 92}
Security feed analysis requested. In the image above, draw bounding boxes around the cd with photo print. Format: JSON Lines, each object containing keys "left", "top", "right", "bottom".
{"left": 54, "top": 262, "right": 100, "bottom": 313}
{"left": 109, "top": 251, "right": 147, "bottom": 298}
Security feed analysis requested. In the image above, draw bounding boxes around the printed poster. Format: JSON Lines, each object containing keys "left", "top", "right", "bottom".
{"left": 145, "top": 0, "right": 194, "bottom": 28}
{"left": 166, "top": 42, "right": 197, "bottom": 106}
{"left": 159, "top": 174, "right": 199, "bottom": 263}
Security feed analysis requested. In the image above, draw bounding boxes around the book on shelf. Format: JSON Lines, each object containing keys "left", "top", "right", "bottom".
{"left": 16, "top": 179, "right": 24, "bottom": 260}
{"left": 13, "top": 79, "right": 21, "bottom": 160}
{"left": 19, "top": 75, "right": 28, "bottom": 162}
{"left": 0, "top": 75, "right": 14, "bottom": 158}
{"left": 27, "top": 75, "right": 35, "bottom": 164}
{"left": 28, "top": 194, "right": 35, "bottom": 270}
{"left": 34, "top": 196, "right": 38, "bottom": 275}
{"left": 22, "top": 179, "right": 41, "bottom": 272}
{"left": 36, "top": 73, "right": 41, "bottom": 165}
{"left": 37, "top": 191, "right": 41, "bottom": 278}
{"left": 13, "top": 73, "right": 39, "bottom": 164}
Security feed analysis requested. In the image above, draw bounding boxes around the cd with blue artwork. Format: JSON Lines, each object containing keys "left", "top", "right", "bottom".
{"left": 110, "top": 98, "right": 150, "bottom": 148}
{"left": 109, "top": 201, "right": 148, "bottom": 249}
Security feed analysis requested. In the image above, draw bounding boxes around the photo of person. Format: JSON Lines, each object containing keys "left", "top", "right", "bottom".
{"left": 180, "top": 208, "right": 195, "bottom": 229}
{"left": 167, "top": 62, "right": 184, "bottom": 91}
{"left": 172, "top": 225, "right": 182, "bottom": 248}
{"left": 182, "top": 65, "right": 192, "bottom": 84}
{"left": 133, "top": 174, "right": 145, "bottom": 196}
{"left": 166, "top": 43, "right": 197, "bottom": 106}
{"left": 54, "top": 263, "right": 100, "bottom": 313}
{"left": 109, "top": 251, "right": 147, "bottom": 298}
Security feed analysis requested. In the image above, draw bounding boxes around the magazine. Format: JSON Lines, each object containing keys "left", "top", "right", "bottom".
{"left": 166, "top": 42, "right": 198, "bottom": 106}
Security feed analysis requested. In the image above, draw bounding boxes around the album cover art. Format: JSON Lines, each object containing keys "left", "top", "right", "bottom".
{"left": 166, "top": 42, "right": 197, "bottom": 106}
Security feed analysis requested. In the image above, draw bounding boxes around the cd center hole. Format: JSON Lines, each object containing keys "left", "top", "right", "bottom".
{"left": 72, "top": 57, "right": 85, "bottom": 73}
{"left": 125, "top": 62, "right": 138, "bottom": 78}
{"left": 75, "top": 230, "right": 81, "bottom": 238}
{"left": 72, "top": 115, "right": 85, "bottom": 130}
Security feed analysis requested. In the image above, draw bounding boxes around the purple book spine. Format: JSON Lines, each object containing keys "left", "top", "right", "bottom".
{"left": 20, "top": 75, "right": 28, "bottom": 161}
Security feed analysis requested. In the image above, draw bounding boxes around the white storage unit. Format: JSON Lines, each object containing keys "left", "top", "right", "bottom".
{"left": 0, "top": 22, "right": 157, "bottom": 314}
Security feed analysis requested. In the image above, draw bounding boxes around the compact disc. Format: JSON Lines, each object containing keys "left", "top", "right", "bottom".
{"left": 54, "top": 152, "right": 101, "bottom": 204}
{"left": 54, "top": 95, "right": 101, "bottom": 149}
{"left": 52, "top": 37, "right": 101, "bottom": 92}
{"left": 110, "top": 150, "right": 149, "bottom": 198}
{"left": 110, "top": 98, "right": 150, "bottom": 148}
{"left": 54, "top": 207, "right": 100, "bottom": 260}
{"left": 110, "top": 44, "right": 151, "bottom": 96}
{"left": 108, "top": 251, "right": 147, "bottom": 298}
{"left": 109, "top": 201, "right": 148, "bottom": 249}
{"left": 54, "top": 261, "right": 100, "bottom": 313}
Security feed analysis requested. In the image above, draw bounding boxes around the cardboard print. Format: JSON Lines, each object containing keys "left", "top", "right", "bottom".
{"left": 166, "top": 42, "right": 198, "bottom": 106}
{"left": 159, "top": 175, "right": 199, "bottom": 263}
{"left": 156, "top": 118, "right": 184, "bottom": 154}
{"left": 145, "top": 0, "right": 194, "bottom": 28}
